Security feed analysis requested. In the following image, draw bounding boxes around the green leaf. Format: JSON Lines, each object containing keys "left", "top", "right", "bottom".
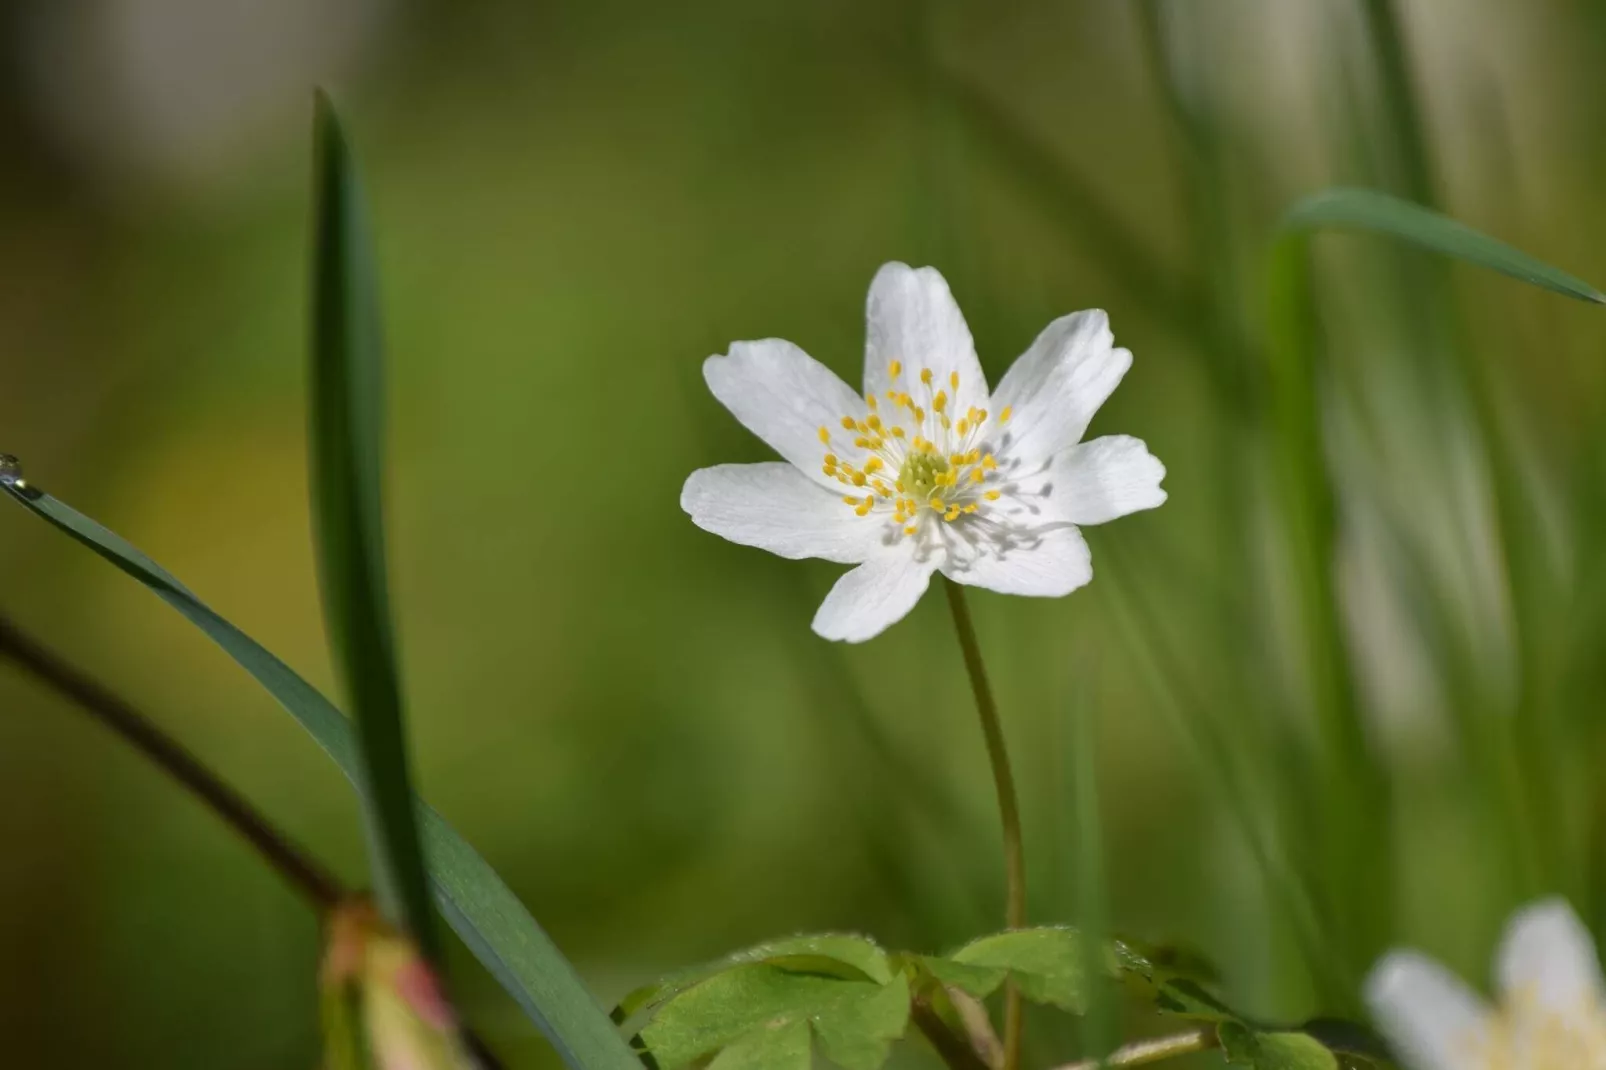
{"left": 0, "top": 484, "right": 640, "bottom": 1070}
{"left": 1218, "top": 1022, "right": 1340, "bottom": 1070}
{"left": 308, "top": 90, "right": 437, "bottom": 960}
{"left": 1279, "top": 187, "right": 1606, "bottom": 304}
{"left": 636, "top": 964, "right": 909, "bottom": 1070}
{"left": 706, "top": 1020, "right": 811, "bottom": 1070}
{"left": 943, "top": 927, "right": 1088, "bottom": 1013}
{"left": 613, "top": 933, "right": 891, "bottom": 1031}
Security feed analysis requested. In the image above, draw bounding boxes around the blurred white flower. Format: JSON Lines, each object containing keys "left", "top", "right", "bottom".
{"left": 682, "top": 262, "right": 1166, "bottom": 642}
{"left": 1367, "top": 897, "right": 1606, "bottom": 1070}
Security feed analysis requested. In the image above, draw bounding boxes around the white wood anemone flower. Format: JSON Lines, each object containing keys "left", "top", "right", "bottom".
{"left": 1367, "top": 897, "right": 1606, "bottom": 1070}
{"left": 681, "top": 262, "right": 1167, "bottom": 642}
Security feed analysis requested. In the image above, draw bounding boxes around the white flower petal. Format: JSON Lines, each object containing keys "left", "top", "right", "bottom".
{"left": 1495, "top": 897, "right": 1606, "bottom": 1014}
{"left": 704, "top": 340, "right": 867, "bottom": 489}
{"left": 1049, "top": 435, "right": 1167, "bottom": 526}
{"left": 811, "top": 549, "right": 935, "bottom": 642}
{"left": 990, "top": 310, "right": 1130, "bottom": 461}
{"left": 1365, "top": 950, "right": 1490, "bottom": 1070}
{"left": 863, "top": 263, "right": 988, "bottom": 414}
{"left": 942, "top": 523, "right": 1092, "bottom": 598}
{"left": 681, "top": 463, "right": 882, "bottom": 564}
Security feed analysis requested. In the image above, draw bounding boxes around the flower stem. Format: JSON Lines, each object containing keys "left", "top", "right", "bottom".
{"left": 1050, "top": 1029, "right": 1217, "bottom": 1070}
{"left": 942, "top": 577, "right": 1026, "bottom": 1070}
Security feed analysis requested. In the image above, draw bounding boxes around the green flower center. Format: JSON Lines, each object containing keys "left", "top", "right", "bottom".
{"left": 899, "top": 452, "right": 950, "bottom": 501}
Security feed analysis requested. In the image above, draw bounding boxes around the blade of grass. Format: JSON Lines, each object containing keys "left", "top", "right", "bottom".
{"left": 1063, "top": 666, "right": 1113, "bottom": 1065}
{"left": 1267, "top": 186, "right": 1606, "bottom": 987}
{"left": 309, "top": 91, "right": 438, "bottom": 959}
{"left": 0, "top": 482, "right": 642, "bottom": 1070}
{"left": 1280, "top": 188, "right": 1605, "bottom": 305}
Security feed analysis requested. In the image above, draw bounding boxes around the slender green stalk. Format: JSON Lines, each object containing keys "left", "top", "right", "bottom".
{"left": 1050, "top": 1029, "right": 1217, "bottom": 1070}
{"left": 1356, "top": 0, "right": 1438, "bottom": 207}
{"left": 942, "top": 577, "right": 1026, "bottom": 1070}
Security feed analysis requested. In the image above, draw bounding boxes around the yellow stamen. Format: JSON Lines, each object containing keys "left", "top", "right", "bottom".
{"left": 949, "top": 371, "right": 959, "bottom": 389}
{"left": 1000, "top": 406, "right": 1012, "bottom": 423}
{"left": 890, "top": 360, "right": 903, "bottom": 377}
{"left": 985, "top": 490, "right": 1001, "bottom": 501}
{"left": 920, "top": 368, "right": 933, "bottom": 385}
{"left": 818, "top": 426, "right": 831, "bottom": 443}
{"left": 933, "top": 391, "right": 948, "bottom": 413}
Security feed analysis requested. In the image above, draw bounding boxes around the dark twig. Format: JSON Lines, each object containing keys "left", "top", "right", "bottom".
{"left": 0, "top": 613, "right": 510, "bottom": 1070}
{"left": 0, "top": 613, "right": 343, "bottom": 907}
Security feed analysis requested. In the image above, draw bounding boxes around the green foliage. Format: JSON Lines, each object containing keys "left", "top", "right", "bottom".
{"left": 1217, "top": 1022, "right": 1340, "bottom": 1070}
{"left": 1280, "top": 187, "right": 1604, "bottom": 304}
{"left": 0, "top": 484, "right": 640, "bottom": 1070}
{"left": 926, "top": 927, "right": 1088, "bottom": 1013}
{"left": 308, "top": 92, "right": 439, "bottom": 961}
{"left": 623, "top": 934, "right": 909, "bottom": 1070}
{"left": 626, "top": 927, "right": 1393, "bottom": 1069}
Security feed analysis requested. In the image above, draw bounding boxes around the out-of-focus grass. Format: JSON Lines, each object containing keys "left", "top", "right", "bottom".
{"left": 2, "top": 0, "right": 1606, "bottom": 1067}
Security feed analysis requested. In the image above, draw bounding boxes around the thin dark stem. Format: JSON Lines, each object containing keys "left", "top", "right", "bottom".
{"left": 911, "top": 997, "right": 992, "bottom": 1070}
{"left": 0, "top": 614, "right": 343, "bottom": 908}
{"left": 0, "top": 613, "right": 509, "bottom": 1070}
{"left": 942, "top": 577, "right": 1026, "bottom": 1070}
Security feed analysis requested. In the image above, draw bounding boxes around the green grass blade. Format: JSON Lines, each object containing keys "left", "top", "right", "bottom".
{"left": 0, "top": 483, "right": 642, "bottom": 1070}
{"left": 308, "top": 92, "right": 438, "bottom": 958}
{"left": 1280, "top": 187, "right": 1606, "bottom": 304}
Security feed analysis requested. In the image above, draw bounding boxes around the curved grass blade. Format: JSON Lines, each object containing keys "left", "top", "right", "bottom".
{"left": 0, "top": 483, "right": 642, "bottom": 1070}
{"left": 1280, "top": 187, "right": 1605, "bottom": 304}
{"left": 309, "top": 91, "right": 438, "bottom": 959}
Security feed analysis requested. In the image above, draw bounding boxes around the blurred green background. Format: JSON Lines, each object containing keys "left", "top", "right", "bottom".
{"left": 3, "top": 0, "right": 1606, "bottom": 1066}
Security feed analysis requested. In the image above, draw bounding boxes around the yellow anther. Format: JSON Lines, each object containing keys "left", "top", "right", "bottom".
{"left": 890, "top": 360, "right": 903, "bottom": 377}
{"left": 957, "top": 419, "right": 970, "bottom": 436}
{"left": 891, "top": 426, "right": 906, "bottom": 438}
{"left": 933, "top": 391, "right": 948, "bottom": 412}
{"left": 977, "top": 409, "right": 988, "bottom": 423}
{"left": 824, "top": 453, "right": 838, "bottom": 466}
{"left": 982, "top": 454, "right": 997, "bottom": 470}
{"left": 863, "top": 494, "right": 876, "bottom": 507}
{"left": 919, "top": 368, "right": 933, "bottom": 385}
{"left": 864, "top": 457, "right": 884, "bottom": 473}
{"left": 855, "top": 437, "right": 871, "bottom": 449}
{"left": 895, "top": 480, "right": 906, "bottom": 493}
{"left": 971, "top": 469, "right": 985, "bottom": 483}
{"left": 852, "top": 473, "right": 867, "bottom": 486}
{"left": 867, "top": 414, "right": 882, "bottom": 431}
{"left": 822, "top": 464, "right": 836, "bottom": 477}
{"left": 1000, "top": 406, "right": 1012, "bottom": 423}
{"left": 913, "top": 407, "right": 926, "bottom": 422}
{"left": 967, "top": 449, "right": 980, "bottom": 463}
{"left": 842, "top": 495, "right": 858, "bottom": 505}
{"left": 866, "top": 394, "right": 878, "bottom": 411}
{"left": 930, "top": 497, "right": 945, "bottom": 510}
{"left": 963, "top": 504, "right": 978, "bottom": 514}
{"left": 985, "top": 490, "right": 1001, "bottom": 501}
{"left": 904, "top": 525, "right": 917, "bottom": 536}
{"left": 818, "top": 426, "right": 832, "bottom": 444}
{"left": 855, "top": 504, "right": 872, "bottom": 517}
{"left": 944, "top": 507, "right": 961, "bottom": 522}
{"left": 949, "top": 453, "right": 966, "bottom": 466}
{"left": 949, "top": 370, "right": 959, "bottom": 389}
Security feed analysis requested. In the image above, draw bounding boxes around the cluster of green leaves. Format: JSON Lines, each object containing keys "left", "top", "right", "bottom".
{"left": 613, "top": 927, "right": 1390, "bottom": 1070}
